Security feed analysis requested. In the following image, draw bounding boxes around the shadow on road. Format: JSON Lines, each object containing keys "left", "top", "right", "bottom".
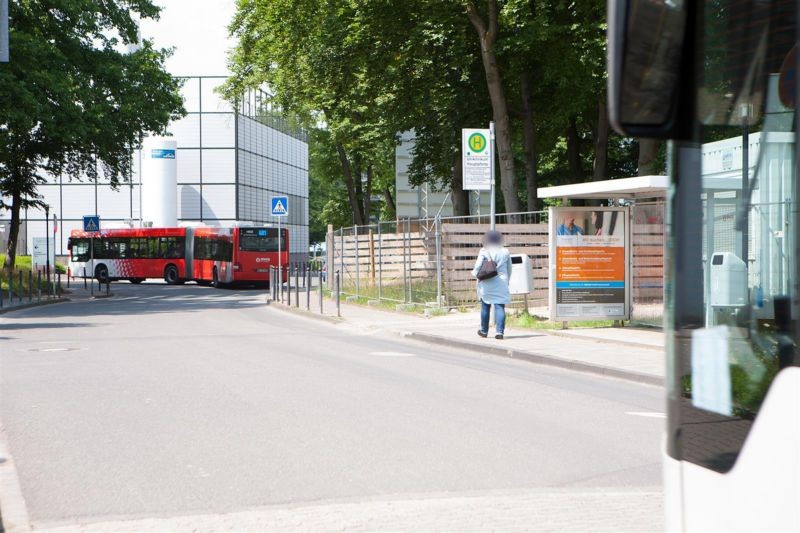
{"left": 0, "top": 322, "right": 98, "bottom": 330}
{"left": 7, "top": 284, "right": 270, "bottom": 319}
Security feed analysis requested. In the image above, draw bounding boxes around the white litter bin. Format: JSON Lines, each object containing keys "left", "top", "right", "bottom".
{"left": 508, "top": 254, "right": 534, "bottom": 295}
{"left": 710, "top": 252, "right": 747, "bottom": 307}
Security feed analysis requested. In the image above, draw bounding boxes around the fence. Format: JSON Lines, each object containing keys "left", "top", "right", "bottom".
{"left": 0, "top": 267, "right": 65, "bottom": 310}
{"left": 327, "top": 205, "right": 665, "bottom": 325}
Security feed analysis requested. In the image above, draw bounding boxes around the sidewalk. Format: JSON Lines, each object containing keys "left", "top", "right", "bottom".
{"left": 0, "top": 280, "right": 110, "bottom": 315}
{"left": 272, "top": 295, "right": 665, "bottom": 386}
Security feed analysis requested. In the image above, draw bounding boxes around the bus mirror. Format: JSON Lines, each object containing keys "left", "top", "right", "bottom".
{"left": 608, "top": 0, "right": 689, "bottom": 138}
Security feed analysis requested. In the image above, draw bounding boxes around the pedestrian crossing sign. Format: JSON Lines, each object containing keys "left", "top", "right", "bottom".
{"left": 83, "top": 215, "right": 100, "bottom": 232}
{"left": 271, "top": 196, "right": 289, "bottom": 217}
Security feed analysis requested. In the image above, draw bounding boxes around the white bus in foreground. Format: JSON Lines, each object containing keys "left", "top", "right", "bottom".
{"left": 608, "top": 0, "right": 799, "bottom": 530}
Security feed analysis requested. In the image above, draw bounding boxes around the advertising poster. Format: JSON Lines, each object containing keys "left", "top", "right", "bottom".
{"left": 549, "top": 207, "right": 629, "bottom": 320}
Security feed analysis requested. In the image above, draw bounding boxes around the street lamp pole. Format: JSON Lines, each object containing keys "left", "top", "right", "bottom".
{"left": 45, "top": 205, "right": 50, "bottom": 287}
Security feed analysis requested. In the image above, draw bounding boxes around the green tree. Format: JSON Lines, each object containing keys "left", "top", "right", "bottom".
{"left": 0, "top": 0, "right": 184, "bottom": 269}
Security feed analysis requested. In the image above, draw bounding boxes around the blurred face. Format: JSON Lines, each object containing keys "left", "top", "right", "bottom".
{"left": 566, "top": 217, "right": 575, "bottom": 228}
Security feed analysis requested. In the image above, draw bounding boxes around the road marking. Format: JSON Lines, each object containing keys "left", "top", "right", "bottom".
{"left": 369, "top": 351, "right": 417, "bottom": 357}
{"left": 625, "top": 411, "right": 666, "bottom": 419}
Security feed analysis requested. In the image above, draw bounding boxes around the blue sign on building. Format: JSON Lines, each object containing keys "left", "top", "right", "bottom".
{"left": 151, "top": 149, "right": 176, "bottom": 159}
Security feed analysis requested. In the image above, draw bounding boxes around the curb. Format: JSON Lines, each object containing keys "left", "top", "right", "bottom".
{"left": 539, "top": 328, "right": 664, "bottom": 351}
{"left": 399, "top": 331, "right": 663, "bottom": 387}
{"left": 265, "top": 300, "right": 344, "bottom": 324}
{"left": 0, "top": 419, "right": 32, "bottom": 532}
{"left": 0, "top": 297, "right": 69, "bottom": 316}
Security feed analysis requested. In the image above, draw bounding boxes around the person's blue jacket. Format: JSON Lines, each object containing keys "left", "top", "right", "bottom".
{"left": 471, "top": 246, "right": 512, "bottom": 304}
{"left": 557, "top": 223, "right": 584, "bottom": 236}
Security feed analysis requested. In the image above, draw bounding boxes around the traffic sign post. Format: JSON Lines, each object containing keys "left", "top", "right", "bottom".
{"left": 271, "top": 197, "right": 288, "bottom": 298}
{"left": 462, "top": 126, "right": 495, "bottom": 229}
{"left": 83, "top": 216, "right": 100, "bottom": 295}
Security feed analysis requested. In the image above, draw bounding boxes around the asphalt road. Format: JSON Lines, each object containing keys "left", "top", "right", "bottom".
{"left": 0, "top": 283, "right": 664, "bottom": 531}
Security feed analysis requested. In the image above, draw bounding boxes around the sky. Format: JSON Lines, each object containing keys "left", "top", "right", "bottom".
{"left": 138, "top": 0, "right": 238, "bottom": 76}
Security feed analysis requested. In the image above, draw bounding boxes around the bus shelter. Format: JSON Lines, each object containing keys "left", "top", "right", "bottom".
{"left": 538, "top": 175, "right": 668, "bottom": 325}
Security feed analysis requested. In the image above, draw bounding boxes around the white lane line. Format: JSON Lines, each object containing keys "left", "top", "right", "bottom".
{"left": 625, "top": 411, "right": 666, "bottom": 418}
{"left": 369, "top": 351, "right": 417, "bottom": 357}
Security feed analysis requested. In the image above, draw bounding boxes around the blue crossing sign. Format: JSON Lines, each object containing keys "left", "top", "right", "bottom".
{"left": 83, "top": 215, "right": 100, "bottom": 232}
{"left": 271, "top": 196, "right": 289, "bottom": 217}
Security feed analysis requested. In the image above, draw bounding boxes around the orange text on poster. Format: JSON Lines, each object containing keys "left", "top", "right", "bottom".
{"left": 556, "top": 247, "right": 625, "bottom": 282}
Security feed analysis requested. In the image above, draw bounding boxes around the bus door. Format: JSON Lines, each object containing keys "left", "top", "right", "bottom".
{"left": 609, "top": 0, "right": 800, "bottom": 530}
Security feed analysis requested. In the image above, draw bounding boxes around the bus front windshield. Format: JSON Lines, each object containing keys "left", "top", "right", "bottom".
{"left": 70, "top": 239, "right": 90, "bottom": 262}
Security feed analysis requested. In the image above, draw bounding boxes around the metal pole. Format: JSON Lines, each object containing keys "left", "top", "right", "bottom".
{"left": 339, "top": 228, "right": 344, "bottom": 292}
{"left": 18, "top": 270, "right": 22, "bottom": 303}
{"left": 377, "top": 222, "right": 383, "bottom": 302}
{"left": 106, "top": 279, "right": 110, "bottom": 296}
{"left": 287, "top": 262, "right": 292, "bottom": 306}
{"left": 28, "top": 270, "right": 32, "bottom": 302}
{"left": 436, "top": 216, "right": 442, "bottom": 307}
{"left": 90, "top": 237, "right": 94, "bottom": 296}
{"left": 741, "top": 104, "right": 750, "bottom": 304}
{"left": 57, "top": 272, "right": 61, "bottom": 296}
{"left": 318, "top": 268, "right": 323, "bottom": 314}
{"left": 0, "top": 275, "right": 3, "bottom": 308}
{"left": 295, "top": 264, "right": 299, "bottom": 307}
{"left": 489, "top": 121, "right": 496, "bottom": 231}
{"left": 278, "top": 218, "right": 282, "bottom": 303}
{"left": 8, "top": 268, "right": 13, "bottom": 302}
{"left": 354, "top": 225, "right": 360, "bottom": 298}
{"left": 335, "top": 271, "right": 341, "bottom": 317}
{"left": 407, "top": 218, "right": 413, "bottom": 303}
{"left": 84, "top": 266, "right": 87, "bottom": 289}
{"left": 37, "top": 270, "right": 41, "bottom": 302}
{"left": 45, "top": 206, "right": 51, "bottom": 288}
{"left": 402, "top": 219, "right": 408, "bottom": 303}
{"left": 306, "top": 264, "right": 311, "bottom": 310}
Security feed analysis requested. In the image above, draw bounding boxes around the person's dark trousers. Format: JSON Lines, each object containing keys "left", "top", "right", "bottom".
{"left": 480, "top": 300, "right": 506, "bottom": 335}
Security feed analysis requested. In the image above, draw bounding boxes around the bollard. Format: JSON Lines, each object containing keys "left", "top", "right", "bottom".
{"left": 28, "top": 271, "right": 33, "bottom": 303}
{"left": 306, "top": 265, "right": 311, "bottom": 310}
{"left": 295, "top": 265, "right": 299, "bottom": 308}
{"left": 84, "top": 267, "right": 87, "bottom": 289}
{"left": 287, "top": 263, "right": 292, "bottom": 306}
{"left": 302, "top": 263, "right": 306, "bottom": 288}
{"left": 57, "top": 272, "right": 62, "bottom": 296}
{"left": 335, "top": 270, "right": 341, "bottom": 317}
{"left": 67, "top": 268, "right": 71, "bottom": 288}
{"left": 106, "top": 279, "right": 110, "bottom": 296}
{"left": 18, "top": 270, "right": 23, "bottom": 303}
{"left": 37, "top": 270, "right": 41, "bottom": 302}
{"left": 9, "top": 270, "right": 13, "bottom": 303}
{"left": 318, "top": 268, "right": 323, "bottom": 314}
{"left": 0, "top": 276, "right": 3, "bottom": 308}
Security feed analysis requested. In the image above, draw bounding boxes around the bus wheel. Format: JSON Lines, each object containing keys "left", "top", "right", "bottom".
{"left": 164, "top": 265, "right": 180, "bottom": 285}
{"left": 95, "top": 264, "right": 109, "bottom": 284}
{"left": 211, "top": 267, "right": 220, "bottom": 288}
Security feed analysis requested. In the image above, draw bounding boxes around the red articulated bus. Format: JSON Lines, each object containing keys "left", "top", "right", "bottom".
{"left": 191, "top": 226, "right": 288, "bottom": 287}
{"left": 68, "top": 226, "right": 288, "bottom": 287}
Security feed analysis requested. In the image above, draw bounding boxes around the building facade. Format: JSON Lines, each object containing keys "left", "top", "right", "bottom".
{"left": 4, "top": 76, "right": 309, "bottom": 262}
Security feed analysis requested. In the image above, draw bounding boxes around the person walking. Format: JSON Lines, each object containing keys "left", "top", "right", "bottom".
{"left": 471, "top": 230, "right": 512, "bottom": 340}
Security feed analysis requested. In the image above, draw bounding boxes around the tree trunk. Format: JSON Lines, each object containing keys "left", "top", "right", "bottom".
{"left": 353, "top": 158, "right": 364, "bottom": 225}
{"left": 593, "top": 96, "right": 609, "bottom": 181}
{"left": 383, "top": 186, "right": 396, "bottom": 216}
{"left": 638, "top": 139, "right": 662, "bottom": 175}
{"left": 520, "top": 72, "right": 538, "bottom": 211}
{"left": 334, "top": 142, "right": 364, "bottom": 225}
{"left": 566, "top": 116, "right": 583, "bottom": 182}
{"left": 466, "top": 1, "right": 521, "bottom": 214}
{"left": 363, "top": 164, "right": 373, "bottom": 223}
{"left": 451, "top": 153, "right": 470, "bottom": 216}
{"left": 4, "top": 190, "right": 22, "bottom": 271}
